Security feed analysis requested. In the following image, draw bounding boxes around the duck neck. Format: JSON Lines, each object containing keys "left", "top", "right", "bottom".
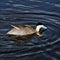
{"left": 36, "top": 25, "right": 43, "bottom": 32}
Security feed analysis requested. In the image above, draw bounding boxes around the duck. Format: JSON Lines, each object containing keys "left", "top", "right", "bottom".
{"left": 7, "top": 23, "right": 47, "bottom": 42}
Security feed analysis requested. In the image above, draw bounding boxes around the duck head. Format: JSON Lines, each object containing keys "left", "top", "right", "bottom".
{"left": 36, "top": 23, "right": 47, "bottom": 36}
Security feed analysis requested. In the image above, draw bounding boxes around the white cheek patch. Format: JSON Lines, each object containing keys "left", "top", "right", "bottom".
{"left": 36, "top": 25, "right": 43, "bottom": 32}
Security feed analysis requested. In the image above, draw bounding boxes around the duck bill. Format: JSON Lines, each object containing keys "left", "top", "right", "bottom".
{"left": 40, "top": 25, "right": 47, "bottom": 33}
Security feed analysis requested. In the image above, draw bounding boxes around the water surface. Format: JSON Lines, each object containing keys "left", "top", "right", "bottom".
{"left": 0, "top": 0, "right": 60, "bottom": 60}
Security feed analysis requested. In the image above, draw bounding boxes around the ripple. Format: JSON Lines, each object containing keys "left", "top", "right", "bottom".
{"left": 0, "top": 0, "right": 60, "bottom": 59}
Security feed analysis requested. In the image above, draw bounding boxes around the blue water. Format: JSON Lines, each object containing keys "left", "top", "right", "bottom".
{"left": 0, "top": 0, "right": 60, "bottom": 60}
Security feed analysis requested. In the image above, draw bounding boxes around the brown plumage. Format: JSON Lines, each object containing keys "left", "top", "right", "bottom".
{"left": 7, "top": 25, "right": 36, "bottom": 36}
{"left": 7, "top": 25, "right": 36, "bottom": 43}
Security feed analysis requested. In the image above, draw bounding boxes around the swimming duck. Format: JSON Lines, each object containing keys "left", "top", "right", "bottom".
{"left": 7, "top": 23, "right": 47, "bottom": 41}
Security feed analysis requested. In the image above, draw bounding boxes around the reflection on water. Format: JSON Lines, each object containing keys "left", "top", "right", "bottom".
{"left": 0, "top": 0, "right": 60, "bottom": 60}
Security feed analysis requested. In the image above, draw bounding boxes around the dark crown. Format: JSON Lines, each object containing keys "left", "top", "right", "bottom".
{"left": 36, "top": 22, "right": 43, "bottom": 26}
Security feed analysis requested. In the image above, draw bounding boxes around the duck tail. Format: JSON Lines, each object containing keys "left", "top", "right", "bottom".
{"left": 11, "top": 25, "right": 20, "bottom": 30}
